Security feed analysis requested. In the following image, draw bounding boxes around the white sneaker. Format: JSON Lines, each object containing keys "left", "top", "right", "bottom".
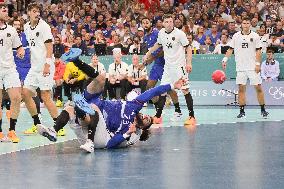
{"left": 143, "top": 103, "right": 147, "bottom": 107}
{"left": 80, "top": 139, "right": 94, "bottom": 153}
{"left": 37, "top": 124, "right": 57, "bottom": 142}
{"left": 170, "top": 112, "right": 183, "bottom": 122}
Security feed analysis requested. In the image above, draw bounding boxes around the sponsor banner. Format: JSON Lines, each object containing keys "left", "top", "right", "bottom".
{"left": 176, "top": 81, "right": 284, "bottom": 106}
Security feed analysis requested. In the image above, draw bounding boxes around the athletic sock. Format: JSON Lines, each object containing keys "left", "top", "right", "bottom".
{"left": 53, "top": 110, "right": 69, "bottom": 132}
{"left": 260, "top": 104, "right": 265, "bottom": 112}
{"left": 155, "top": 96, "right": 166, "bottom": 118}
{"left": 9, "top": 118, "right": 17, "bottom": 131}
{"left": 174, "top": 102, "right": 181, "bottom": 113}
{"left": 240, "top": 105, "right": 245, "bottom": 113}
{"left": 32, "top": 114, "right": 41, "bottom": 125}
{"left": 184, "top": 93, "right": 194, "bottom": 117}
{"left": 88, "top": 111, "right": 99, "bottom": 142}
{"left": 0, "top": 119, "right": 2, "bottom": 132}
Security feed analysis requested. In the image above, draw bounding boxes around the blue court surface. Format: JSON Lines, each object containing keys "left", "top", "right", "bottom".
{"left": 1, "top": 106, "right": 284, "bottom": 189}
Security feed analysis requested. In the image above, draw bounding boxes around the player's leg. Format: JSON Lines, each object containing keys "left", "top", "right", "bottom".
{"left": 0, "top": 88, "right": 6, "bottom": 142}
{"left": 236, "top": 71, "right": 248, "bottom": 118}
{"left": 249, "top": 71, "right": 269, "bottom": 118}
{"left": 168, "top": 90, "right": 182, "bottom": 121}
{"left": 40, "top": 90, "right": 58, "bottom": 120}
{"left": 22, "top": 72, "right": 42, "bottom": 133}
{"left": 5, "top": 69, "right": 22, "bottom": 143}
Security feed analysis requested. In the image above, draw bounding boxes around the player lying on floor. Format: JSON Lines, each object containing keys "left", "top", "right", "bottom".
{"left": 37, "top": 48, "right": 186, "bottom": 152}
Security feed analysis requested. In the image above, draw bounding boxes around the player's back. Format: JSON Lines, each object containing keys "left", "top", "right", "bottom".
{"left": 231, "top": 31, "right": 261, "bottom": 71}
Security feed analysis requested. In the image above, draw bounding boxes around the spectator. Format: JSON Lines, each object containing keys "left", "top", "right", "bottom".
{"left": 268, "top": 33, "right": 282, "bottom": 53}
{"left": 96, "top": 14, "right": 107, "bottom": 30}
{"left": 127, "top": 54, "right": 147, "bottom": 94}
{"left": 183, "top": 17, "right": 198, "bottom": 35}
{"left": 258, "top": 25, "right": 270, "bottom": 53}
{"left": 227, "top": 19, "right": 237, "bottom": 39}
{"left": 129, "top": 36, "right": 142, "bottom": 55}
{"left": 187, "top": 33, "right": 200, "bottom": 54}
{"left": 108, "top": 48, "right": 128, "bottom": 100}
{"left": 89, "top": 20, "right": 97, "bottom": 37}
{"left": 213, "top": 34, "right": 230, "bottom": 54}
{"left": 195, "top": 26, "right": 206, "bottom": 45}
{"left": 53, "top": 54, "right": 66, "bottom": 107}
{"left": 261, "top": 49, "right": 280, "bottom": 81}
{"left": 251, "top": 18, "right": 260, "bottom": 32}
{"left": 273, "top": 21, "right": 284, "bottom": 40}
{"left": 208, "top": 23, "right": 221, "bottom": 45}
{"left": 53, "top": 36, "right": 65, "bottom": 57}
{"left": 63, "top": 61, "right": 86, "bottom": 101}
{"left": 200, "top": 36, "right": 215, "bottom": 54}
{"left": 102, "top": 19, "right": 114, "bottom": 39}
{"left": 72, "top": 35, "right": 88, "bottom": 55}
{"left": 61, "top": 22, "right": 74, "bottom": 42}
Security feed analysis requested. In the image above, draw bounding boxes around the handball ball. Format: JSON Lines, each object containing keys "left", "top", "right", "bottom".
{"left": 212, "top": 70, "right": 226, "bottom": 84}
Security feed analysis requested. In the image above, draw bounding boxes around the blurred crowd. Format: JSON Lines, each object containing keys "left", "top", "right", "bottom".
{"left": 5, "top": 0, "right": 284, "bottom": 56}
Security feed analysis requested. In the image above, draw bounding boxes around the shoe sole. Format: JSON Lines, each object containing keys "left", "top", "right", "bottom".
{"left": 42, "top": 132, "right": 57, "bottom": 142}
{"left": 80, "top": 146, "right": 94, "bottom": 153}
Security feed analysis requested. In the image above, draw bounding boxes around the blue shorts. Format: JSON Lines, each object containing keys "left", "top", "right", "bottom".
{"left": 149, "top": 63, "right": 164, "bottom": 81}
{"left": 83, "top": 90, "right": 102, "bottom": 105}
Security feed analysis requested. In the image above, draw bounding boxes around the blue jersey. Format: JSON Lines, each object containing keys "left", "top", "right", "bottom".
{"left": 144, "top": 28, "right": 165, "bottom": 81}
{"left": 13, "top": 32, "right": 31, "bottom": 81}
{"left": 84, "top": 84, "right": 172, "bottom": 148}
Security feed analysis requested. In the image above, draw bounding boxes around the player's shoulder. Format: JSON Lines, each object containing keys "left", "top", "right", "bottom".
{"left": 158, "top": 28, "right": 166, "bottom": 35}
{"left": 6, "top": 25, "right": 17, "bottom": 33}
{"left": 233, "top": 31, "right": 242, "bottom": 37}
{"left": 23, "top": 21, "right": 30, "bottom": 29}
{"left": 250, "top": 31, "right": 260, "bottom": 38}
{"left": 39, "top": 19, "right": 51, "bottom": 28}
{"left": 121, "top": 61, "right": 129, "bottom": 67}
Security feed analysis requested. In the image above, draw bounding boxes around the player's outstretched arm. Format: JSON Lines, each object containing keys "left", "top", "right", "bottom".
{"left": 143, "top": 42, "right": 162, "bottom": 66}
{"left": 186, "top": 45, "right": 193, "bottom": 73}
{"left": 222, "top": 48, "right": 233, "bottom": 70}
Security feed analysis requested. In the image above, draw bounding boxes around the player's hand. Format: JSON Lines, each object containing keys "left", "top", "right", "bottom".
{"left": 127, "top": 123, "right": 136, "bottom": 134}
{"left": 174, "top": 77, "right": 186, "bottom": 89}
{"left": 222, "top": 61, "right": 227, "bottom": 70}
{"left": 17, "top": 47, "right": 25, "bottom": 59}
{"left": 43, "top": 63, "right": 50, "bottom": 77}
{"left": 186, "top": 63, "right": 192, "bottom": 73}
{"left": 255, "top": 65, "right": 261, "bottom": 73}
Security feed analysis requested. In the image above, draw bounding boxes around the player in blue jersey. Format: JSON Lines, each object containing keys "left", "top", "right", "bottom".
{"left": 142, "top": 17, "right": 182, "bottom": 124}
{"left": 36, "top": 48, "right": 185, "bottom": 152}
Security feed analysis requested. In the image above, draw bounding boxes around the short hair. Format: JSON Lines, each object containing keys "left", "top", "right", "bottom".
{"left": 141, "top": 17, "right": 150, "bottom": 22}
{"left": 162, "top": 14, "right": 173, "bottom": 21}
{"left": 242, "top": 16, "right": 251, "bottom": 22}
{"left": 27, "top": 2, "right": 40, "bottom": 11}
{"left": 267, "top": 49, "right": 274, "bottom": 54}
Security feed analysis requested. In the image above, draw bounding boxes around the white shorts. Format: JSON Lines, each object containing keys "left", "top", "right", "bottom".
{"left": 0, "top": 67, "right": 21, "bottom": 89}
{"left": 70, "top": 110, "right": 140, "bottom": 149}
{"left": 236, "top": 71, "right": 262, "bottom": 85}
{"left": 161, "top": 65, "right": 189, "bottom": 89}
{"left": 23, "top": 69, "right": 55, "bottom": 91}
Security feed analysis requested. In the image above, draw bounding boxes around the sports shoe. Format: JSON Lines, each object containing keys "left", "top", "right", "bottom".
{"left": 261, "top": 111, "right": 269, "bottom": 119}
{"left": 61, "top": 48, "right": 82, "bottom": 63}
{"left": 237, "top": 112, "right": 246, "bottom": 118}
{"left": 37, "top": 124, "right": 57, "bottom": 142}
{"left": 23, "top": 125, "right": 38, "bottom": 134}
{"left": 7, "top": 130, "right": 20, "bottom": 143}
{"left": 170, "top": 112, "right": 183, "bottom": 122}
{"left": 6, "top": 110, "right": 11, "bottom": 120}
{"left": 56, "top": 99, "right": 63, "bottom": 107}
{"left": 184, "top": 116, "right": 196, "bottom": 126}
{"left": 57, "top": 128, "right": 66, "bottom": 136}
{"left": 0, "top": 132, "right": 9, "bottom": 142}
{"left": 80, "top": 139, "right": 94, "bottom": 153}
{"left": 153, "top": 116, "right": 163, "bottom": 124}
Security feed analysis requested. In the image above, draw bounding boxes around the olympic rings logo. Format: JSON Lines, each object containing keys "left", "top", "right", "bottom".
{"left": 269, "top": 87, "right": 284, "bottom": 100}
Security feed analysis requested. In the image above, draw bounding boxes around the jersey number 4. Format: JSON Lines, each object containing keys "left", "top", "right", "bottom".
{"left": 242, "top": 43, "right": 248, "bottom": 48}
{"left": 0, "top": 39, "right": 3, "bottom": 46}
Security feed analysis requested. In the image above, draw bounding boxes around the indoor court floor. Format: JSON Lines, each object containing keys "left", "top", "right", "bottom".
{"left": 1, "top": 106, "right": 284, "bottom": 189}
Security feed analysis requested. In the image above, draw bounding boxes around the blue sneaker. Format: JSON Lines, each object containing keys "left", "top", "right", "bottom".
{"left": 73, "top": 94, "right": 96, "bottom": 115}
{"left": 61, "top": 48, "right": 82, "bottom": 63}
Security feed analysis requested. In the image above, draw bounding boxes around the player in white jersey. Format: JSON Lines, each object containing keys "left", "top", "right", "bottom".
{"left": 143, "top": 14, "right": 196, "bottom": 126}
{"left": 22, "top": 3, "right": 58, "bottom": 132}
{"left": 0, "top": 3, "right": 25, "bottom": 143}
{"left": 222, "top": 17, "right": 269, "bottom": 118}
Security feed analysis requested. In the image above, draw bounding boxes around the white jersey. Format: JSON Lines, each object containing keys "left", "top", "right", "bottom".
{"left": 0, "top": 23, "right": 22, "bottom": 69}
{"left": 259, "top": 34, "right": 269, "bottom": 53}
{"left": 108, "top": 61, "right": 128, "bottom": 76}
{"left": 90, "top": 62, "right": 106, "bottom": 75}
{"left": 229, "top": 31, "right": 261, "bottom": 71}
{"left": 24, "top": 19, "right": 53, "bottom": 72}
{"left": 127, "top": 65, "right": 147, "bottom": 79}
{"left": 157, "top": 27, "right": 189, "bottom": 68}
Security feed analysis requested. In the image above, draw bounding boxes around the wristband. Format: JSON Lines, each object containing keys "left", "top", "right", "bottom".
{"left": 222, "top": 57, "right": 228, "bottom": 63}
{"left": 255, "top": 62, "right": 261, "bottom": 66}
{"left": 123, "top": 133, "right": 130, "bottom": 139}
{"left": 46, "top": 58, "right": 52, "bottom": 65}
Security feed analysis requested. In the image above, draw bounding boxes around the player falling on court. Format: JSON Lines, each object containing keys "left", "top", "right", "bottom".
{"left": 222, "top": 17, "right": 269, "bottom": 118}
{"left": 141, "top": 17, "right": 182, "bottom": 124}
{"left": 36, "top": 48, "right": 186, "bottom": 152}
{"left": 22, "top": 3, "right": 59, "bottom": 133}
{"left": 0, "top": 2, "right": 25, "bottom": 143}
{"left": 143, "top": 14, "right": 196, "bottom": 125}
